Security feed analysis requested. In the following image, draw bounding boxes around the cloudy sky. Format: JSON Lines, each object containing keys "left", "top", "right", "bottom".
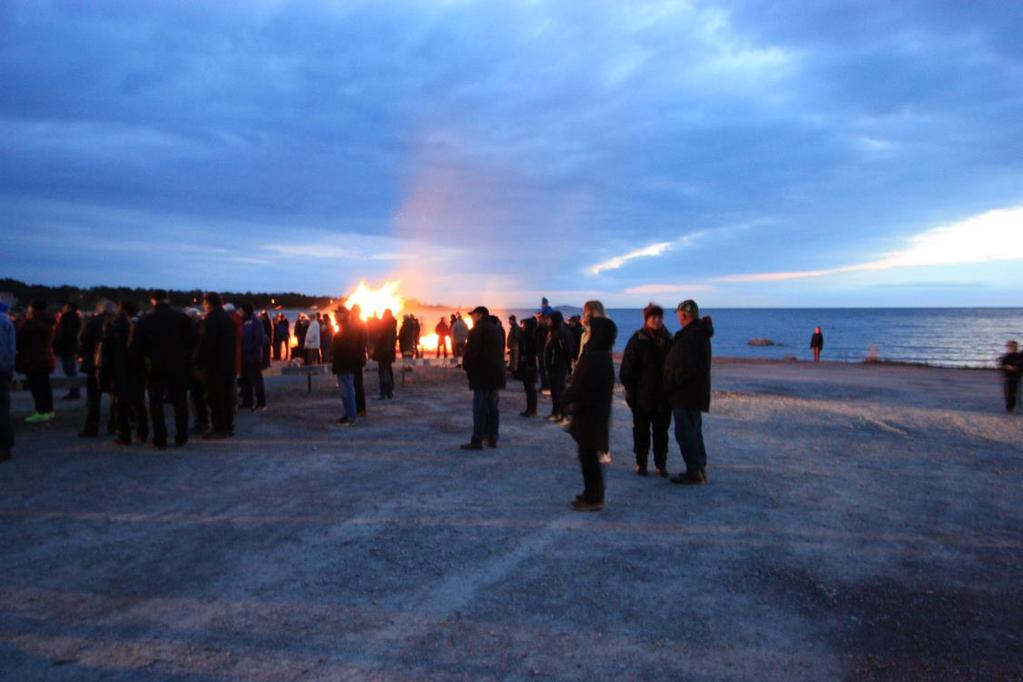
{"left": 2, "top": 0, "right": 1022, "bottom": 307}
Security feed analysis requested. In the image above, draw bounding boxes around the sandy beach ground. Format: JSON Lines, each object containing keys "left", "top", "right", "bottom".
{"left": 1, "top": 359, "right": 1020, "bottom": 681}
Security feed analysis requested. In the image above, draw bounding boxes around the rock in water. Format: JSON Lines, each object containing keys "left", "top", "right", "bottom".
{"left": 748, "top": 338, "right": 776, "bottom": 346}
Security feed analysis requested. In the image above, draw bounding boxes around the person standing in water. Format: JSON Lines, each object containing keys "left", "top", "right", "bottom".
{"left": 810, "top": 327, "right": 824, "bottom": 363}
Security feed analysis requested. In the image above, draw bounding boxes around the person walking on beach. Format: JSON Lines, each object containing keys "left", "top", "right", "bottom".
{"left": 461, "top": 306, "right": 506, "bottom": 450}
{"left": 518, "top": 316, "right": 539, "bottom": 417}
{"left": 1000, "top": 341, "right": 1022, "bottom": 413}
{"left": 303, "top": 311, "right": 321, "bottom": 365}
{"left": 196, "top": 292, "right": 237, "bottom": 439}
{"left": 16, "top": 300, "right": 57, "bottom": 424}
{"left": 451, "top": 314, "right": 469, "bottom": 366}
{"left": 0, "top": 300, "right": 15, "bottom": 461}
{"left": 562, "top": 315, "right": 617, "bottom": 512}
{"left": 53, "top": 302, "right": 82, "bottom": 400}
{"left": 135, "top": 290, "right": 193, "bottom": 449}
{"left": 332, "top": 311, "right": 363, "bottom": 426}
{"left": 239, "top": 303, "right": 268, "bottom": 411}
{"left": 544, "top": 311, "right": 574, "bottom": 423}
{"left": 811, "top": 326, "right": 824, "bottom": 363}
{"left": 664, "top": 300, "right": 714, "bottom": 485}
{"left": 374, "top": 309, "right": 398, "bottom": 400}
{"left": 620, "top": 303, "right": 673, "bottom": 477}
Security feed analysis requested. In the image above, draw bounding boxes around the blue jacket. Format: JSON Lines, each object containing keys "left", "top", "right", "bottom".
{"left": 0, "top": 311, "right": 15, "bottom": 373}
{"left": 242, "top": 318, "right": 267, "bottom": 366}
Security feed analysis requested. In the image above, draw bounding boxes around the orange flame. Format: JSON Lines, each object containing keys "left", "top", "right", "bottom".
{"left": 345, "top": 280, "right": 404, "bottom": 321}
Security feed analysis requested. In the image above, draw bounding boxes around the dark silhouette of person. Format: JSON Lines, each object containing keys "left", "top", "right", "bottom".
{"left": 1000, "top": 341, "right": 1022, "bottom": 413}
{"left": 811, "top": 327, "right": 824, "bottom": 363}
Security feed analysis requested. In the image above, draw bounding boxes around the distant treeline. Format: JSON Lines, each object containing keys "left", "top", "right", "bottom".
{"left": 0, "top": 279, "right": 333, "bottom": 311}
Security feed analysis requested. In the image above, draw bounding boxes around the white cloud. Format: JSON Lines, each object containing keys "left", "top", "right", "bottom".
{"left": 588, "top": 241, "right": 673, "bottom": 275}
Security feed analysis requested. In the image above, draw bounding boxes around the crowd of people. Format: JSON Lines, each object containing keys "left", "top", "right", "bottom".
{"left": 458, "top": 298, "right": 714, "bottom": 512}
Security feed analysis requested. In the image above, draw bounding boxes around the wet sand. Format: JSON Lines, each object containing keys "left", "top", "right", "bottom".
{"left": 1, "top": 359, "right": 1020, "bottom": 680}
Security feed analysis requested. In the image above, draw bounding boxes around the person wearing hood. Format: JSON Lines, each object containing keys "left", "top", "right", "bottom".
{"left": 461, "top": 306, "right": 506, "bottom": 450}
{"left": 543, "top": 311, "right": 574, "bottom": 423}
{"left": 518, "top": 317, "right": 539, "bottom": 417}
{"left": 663, "top": 299, "right": 714, "bottom": 485}
{"left": 373, "top": 309, "right": 398, "bottom": 399}
{"left": 0, "top": 300, "right": 15, "bottom": 460}
{"left": 620, "top": 303, "right": 673, "bottom": 477}
{"left": 562, "top": 309, "right": 617, "bottom": 511}
{"left": 16, "top": 300, "right": 57, "bottom": 423}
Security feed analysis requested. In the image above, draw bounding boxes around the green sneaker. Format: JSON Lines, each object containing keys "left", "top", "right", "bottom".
{"left": 40, "top": 412, "right": 55, "bottom": 422}
{"left": 25, "top": 412, "right": 46, "bottom": 423}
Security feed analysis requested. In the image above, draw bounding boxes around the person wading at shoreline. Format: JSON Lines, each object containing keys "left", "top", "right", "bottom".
{"left": 620, "top": 303, "right": 673, "bottom": 477}
{"left": 664, "top": 299, "right": 714, "bottom": 485}
{"left": 461, "top": 306, "right": 505, "bottom": 450}
{"left": 196, "top": 292, "right": 237, "bottom": 439}
{"left": 1000, "top": 341, "right": 1022, "bottom": 413}
{"left": 135, "top": 290, "right": 193, "bottom": 449}
{"left": 811, "top": 326, "right": 824, "bottom": 363}
{"left": 563, "top": 314, "right": 617, "bottom": 512}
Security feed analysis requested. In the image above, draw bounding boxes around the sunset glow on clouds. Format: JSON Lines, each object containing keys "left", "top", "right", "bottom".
{"left": 1, "top": 1, "right": 1021, "bottom": 306}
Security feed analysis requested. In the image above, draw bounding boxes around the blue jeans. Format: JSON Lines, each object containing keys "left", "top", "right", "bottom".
{"left": 472, "top": 389, "right": 500, "bottom": 444}
{"left": 60, "top": 354, "right": 80, "bottom": 396}
{"left": 336, "top": 373, "right": 356, "bottom": 421}
{"left": 672, "top": 407, "right": 707, "bottom": 474}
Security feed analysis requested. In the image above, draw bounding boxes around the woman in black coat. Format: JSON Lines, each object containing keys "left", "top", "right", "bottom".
{"left": 562, "top": 315, "right": 617, "bottom": 511}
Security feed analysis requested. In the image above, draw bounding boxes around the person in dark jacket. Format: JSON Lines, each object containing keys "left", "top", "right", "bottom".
{"left": 98, "top": 302, "right": 136, "bottom": 443}
{"left": 16, "top": 300, "right": 57, "bottom": 423}
{"left": 543, "top": 311, "right": 574, "bottom": 422}
{"left": 399, "top": 315, "right": 416, "bottom": 364}
{"left": 999, "top": 341, "right": 1022, "bottom": 413}
{"left": 620, "top": 303, "right": 673, "bottom": 477}
{"left": 332, "top": 310, "right": 364, "bottom": 426}
{"left": 663, "top": 299, "right": 713, "bottom": 485}
{"left": 273, "top": 314, "right": 290, "bottom": 361}
{"left": 53, "top": 302, "right": 82, "bottom": 400}
{"left": 0, "top": 299, "right": 15, "bottom": 461}
{"left": 563, "top": 315, "right": 617, "bottom": 511}
{"left": 238, "top": 303, "right": 268, "bottom": 411}
{"left": 373, "top": 309, "right": 398, "bottom": 399}
{"left": 810, "top": 327, "right": 824, "bottom": 363}
{"left": 518, "top": 317, "right": 539, "bottom": 417}
{"left": 435, "top": 317, "right": 451, "bottom": 359}
{"left": 461, "top": 306, "right": 506, "bottom": 450}
{"left": 196, "top": 292, "right": 237, "bottom": 438}
{"left": 507, "top": 315, "right": 520, "bottom": 376}
{"left": 260, "top": 311, "right": 273, "bottom": 368}
{"left": 185, "top": 308, "right": 210, "bottom": 435}
{"left": 78, "top": 301, "right": 114, "bottom": 437}
{"left": 349, "top": 305, "right": 368, "bottom": 416}
{"left": 135, "top": 290, "right": 193, "bottom": 448}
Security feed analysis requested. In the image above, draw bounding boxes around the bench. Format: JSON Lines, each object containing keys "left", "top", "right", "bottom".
{"left": 280, "top": 364, "right": 331, "bottom": 393}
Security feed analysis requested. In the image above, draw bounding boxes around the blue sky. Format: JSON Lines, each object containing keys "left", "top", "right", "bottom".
{"left": 2, "top": 0, "right": 1022, "bottom": 307}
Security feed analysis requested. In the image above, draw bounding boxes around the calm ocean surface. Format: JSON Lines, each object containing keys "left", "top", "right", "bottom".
{"left": 282, "top": 307, "right": 1023, "bottom": 368}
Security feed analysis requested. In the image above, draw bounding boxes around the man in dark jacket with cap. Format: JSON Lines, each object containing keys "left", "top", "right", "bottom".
{"left": 620, "top": 303, "right": 673, "bottom": 477}
{"left": 663, "top": 299, "right": 713, "bottom": 485}
{"left": 196, "top": 292, "right": 237, "bottom": 439}
{"left": 563, "top": 315, "right": 617, "bottom": 511}
{"left": 461, "top": 306, "right": 506, "bottom": 450}
{"left": 135, "top": 290, "right": 193, "bottom": 448}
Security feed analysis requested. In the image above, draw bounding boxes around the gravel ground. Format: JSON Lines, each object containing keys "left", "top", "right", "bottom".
{"left": 0, "top": 359, "right": 1020, "bottom": 681}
